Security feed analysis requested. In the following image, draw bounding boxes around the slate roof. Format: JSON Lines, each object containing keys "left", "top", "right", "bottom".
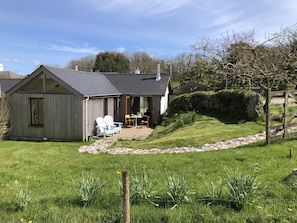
{"left": 104, "top": 73, "right": 171, "bottom": 96}
{"left": 0, "top": 79, "right": 23, "bottom": 94}
{"left": 7, "top": 65, "right": 171, "bottom": 97}
{"left": 43, "top": 66, "right": 121, "bottom": 97}
{"left": 0, "top": 71, "right": 23, "bottom": 79}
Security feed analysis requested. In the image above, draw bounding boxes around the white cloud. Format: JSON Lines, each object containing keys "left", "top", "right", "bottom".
{"left": 47, "top": 45, "right": 100, "bottom": 54}
{"left": 33, "top": 60, "right": 41, "bottom": 66}
{"left": 86, "top": 0, "right": 192, "bottom": 15}
{"left": 116, "top": 47, "right": 126, "bottom": 53}
{"left": 0, "top": 58, "right": 25, "bottom": 63}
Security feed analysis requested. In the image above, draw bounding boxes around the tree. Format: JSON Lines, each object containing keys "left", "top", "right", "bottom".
{"left": 93, "top": 52, "right": 130, "bottom": 73}
{"left": 128, "top": 51, "right": 170, "bottom": 74}
{"left": 66, "top": 55, "right": 96, "bottom": 72}
{"left": 190, "top": 26, "right": 297, "bottom": 90}
{"left": 0, "top": 97, "right": 11, "bottom": 140}
{"left": 170, "top": 53, "right": 196, "bottom": 83}
{"left": 129, "top": 51, "right": 155, "bottom": 73}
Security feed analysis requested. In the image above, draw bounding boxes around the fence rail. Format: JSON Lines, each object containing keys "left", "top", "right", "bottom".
{"left": 266, "top": 89, "right": 297, "bottom": 143}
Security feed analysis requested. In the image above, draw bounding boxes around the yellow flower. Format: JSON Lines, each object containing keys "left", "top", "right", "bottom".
{"left": 14, "top": 180, "right": 18, "bottom": 185}
{"left": 28, "top": 220, "right": 33, "bottom": 223}
{"left": 155, "top": 203, "right": 159, "bottom": 207}
{"left": 20, "top": 218, "right": 24, "bottom": 222}
{"left": 116, "top": 171, "right": 122, "bottom": 175}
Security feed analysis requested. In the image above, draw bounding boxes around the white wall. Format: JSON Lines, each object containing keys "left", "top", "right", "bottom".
{"left": 160, "top": 86, "right": 169, "bottom": 114}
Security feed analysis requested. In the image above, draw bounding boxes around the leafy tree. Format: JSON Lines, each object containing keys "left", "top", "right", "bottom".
{"left": 93, "top": 52, "right": 130, "bottom": 73}
{"left": 66, "top": 55, "right": 96, "bottom": 72}
{"left": 129, "top": 51, "right": 155, "bottom": 73}
{"left": 128, "top": 51, "right": 170, "bottom": 74}
{"left": 170, "top": 53, "right": 196, "bottom": 83}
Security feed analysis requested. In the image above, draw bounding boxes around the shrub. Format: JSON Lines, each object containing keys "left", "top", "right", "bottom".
{"left": 0, "top": 98, "right": 11, "bottom": 140}
{"left": 15, "top": 180, "right": 31, "bottom": 211}
{"left": 175, "top": 112, "right": 197, "bottom": 128}
{"left": 79, "top": 174, "right": 106, "bottom": 207}
{"left": 165, "top": 174, "right": 194, "bottom": 208}
{"left": 225, "top": 170, "right": 265, "bottom": 210}
{"left": 204, "top": 179, "right": 224, "bottom": 205}
{"left": 129, "top": 166, "right": 158, "bottom": 205}
{"left": 168, "top": 90, "right": 263, "bottom": 120}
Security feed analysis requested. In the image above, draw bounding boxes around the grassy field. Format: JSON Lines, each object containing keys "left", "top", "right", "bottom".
{"left": 1, "top": 114, "right": 297, "bottom": 222}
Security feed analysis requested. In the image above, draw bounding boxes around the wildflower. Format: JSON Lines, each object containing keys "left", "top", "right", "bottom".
{"left": 20, "top": 218, "right": 24, "bottom": 222}
{"left": 14, "top": 180, "right": 18, "bottom": 185}
{"left": 29, "top": 220, "right": 33, "bottom": 223}
{"left": 116, "top": 171, "right": 122, "bottom": 175}
{"left": 155, "top": 203, "right": 159, "bottom": 207}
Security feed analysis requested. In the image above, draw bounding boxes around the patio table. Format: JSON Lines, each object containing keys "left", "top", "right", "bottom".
{"left": 131, "top": 114, "right": 142, "bottom": 128}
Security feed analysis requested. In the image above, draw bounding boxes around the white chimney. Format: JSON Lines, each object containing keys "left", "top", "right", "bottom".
{"left": 156, "top": 64, "right": 161, "bottom": 81}
{"left": 135, "top": 68, "right": 140, "bottom": 74}
{"left": 75, "top": 64, "right": 78, "bottom": 71}
{"left": 0, "top": 64, "right": 4, "bottom": 72}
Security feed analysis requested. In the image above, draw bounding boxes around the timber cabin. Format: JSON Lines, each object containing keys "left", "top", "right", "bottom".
{"left": 6, "top": 65, "right": 171, "bottom": 141}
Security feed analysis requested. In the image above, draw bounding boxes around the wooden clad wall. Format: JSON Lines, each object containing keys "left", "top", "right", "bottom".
{"left": 83, "top": 97, "right": 116, "bottom": 139}
{"left": 9, "top": 93, "right": 83, "bottom": 141}
{"left": 44, "top": 94, "right": 82, "bottom": 141}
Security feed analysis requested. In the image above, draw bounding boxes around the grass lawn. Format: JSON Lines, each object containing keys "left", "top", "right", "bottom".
{"left": 1, "top": 114, "right": 297, "bottom": 222}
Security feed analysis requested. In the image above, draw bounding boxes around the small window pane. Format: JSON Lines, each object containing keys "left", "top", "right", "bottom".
{"left": 30, "top": 98, "right": 44, "bottom": 125}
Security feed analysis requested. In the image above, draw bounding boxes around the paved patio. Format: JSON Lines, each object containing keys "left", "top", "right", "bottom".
{"left": 113, "top": 126, "right": 153, "bottom": 140}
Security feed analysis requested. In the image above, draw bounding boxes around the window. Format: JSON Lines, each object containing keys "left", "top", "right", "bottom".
{"left": 30, "top": 98, "right": 44, "bottom": 126}
{"left": 104, "top": 98, "right": 108, "bottom": 115}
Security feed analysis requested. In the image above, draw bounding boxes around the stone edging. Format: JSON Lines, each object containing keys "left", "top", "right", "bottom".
{"left": 79, "top": 132, "right": 266, "bottom": 155}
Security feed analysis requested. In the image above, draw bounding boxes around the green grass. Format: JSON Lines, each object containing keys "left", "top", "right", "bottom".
{"left": 1, "top": 115, "right": 297, "bottom": 222}
{"left": 111, "top": 113, "right": 265, "bottom": 149}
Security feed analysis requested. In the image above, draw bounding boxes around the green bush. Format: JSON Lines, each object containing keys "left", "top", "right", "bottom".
{"left": 175, "top": 112, "right": 197, "bottom": 128}
{"left": 168, "top": 90, "right": 263, "bottom": 120}
{"left": 225, "top": 170, "right": 265, "bottom": 210}
{"left": 129, "top": 166, "right": 158, "bottom": 205}
{"left": 15, "top": 179, "right": 31, "bottom": 211}
{"left": 164, "top": 174, "right": 194, "bottom": 208}
{"left": 79, "top": 174, "right": 106, "bottom": 207}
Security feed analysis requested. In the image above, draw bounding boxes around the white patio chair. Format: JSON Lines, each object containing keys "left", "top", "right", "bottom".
{"left": 95, "top": 117, "right": 114, "bottom": 137}
{"left": 104, "top": 115, "right": 123, "bottom": 134}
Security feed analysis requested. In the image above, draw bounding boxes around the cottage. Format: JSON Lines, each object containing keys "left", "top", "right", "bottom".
{"left": 6, "top": 65, "right": 171, "bottom": 141}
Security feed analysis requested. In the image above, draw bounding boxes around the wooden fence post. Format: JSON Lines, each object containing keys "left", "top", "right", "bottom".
{"left": 266, "top": 88, "right": 271, "bottom": 144}
{"left": 122, "top": 170, "right": 130, "bottom": 223}
{"left": 283, "top": 90, "right": 289, "bottom": 139}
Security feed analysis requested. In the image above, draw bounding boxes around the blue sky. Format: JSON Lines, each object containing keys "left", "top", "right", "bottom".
{"left": 1, "top": 0, "right": 296, "bottom": 75}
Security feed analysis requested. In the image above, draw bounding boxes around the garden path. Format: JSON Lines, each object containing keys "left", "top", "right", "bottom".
{"left": 79, "top": 127, "right": 266, "bottom": 155}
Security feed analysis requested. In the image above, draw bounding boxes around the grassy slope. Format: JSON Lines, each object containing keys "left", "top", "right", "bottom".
{"left": 111, "top": 114, "right": 265, "bottom": 149}
{"left": 1, "top": 116, "right": 297, "bottom": 222}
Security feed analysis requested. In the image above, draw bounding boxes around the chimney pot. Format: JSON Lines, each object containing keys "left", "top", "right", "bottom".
{"left": 156, "top": 64, "right": 161, "bottom": 81}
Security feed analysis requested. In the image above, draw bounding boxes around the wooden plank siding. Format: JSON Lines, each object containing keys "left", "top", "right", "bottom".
{"left": 83, "top": 97, "right": 117, "bottom": 140}
{"left": 9, "top": 93, "right": 83, "bottom": 141}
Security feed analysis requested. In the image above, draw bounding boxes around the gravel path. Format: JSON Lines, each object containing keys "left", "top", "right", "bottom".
{"left": 79, "top": 131, "right": 266, "bottom": 155}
